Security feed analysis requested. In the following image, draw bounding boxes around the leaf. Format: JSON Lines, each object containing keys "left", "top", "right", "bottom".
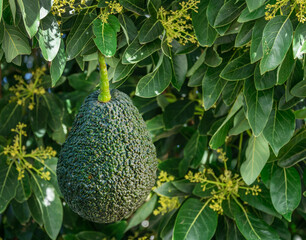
{"left": 147, "top": 0, "right": 161, "bottom": 18}
{"left": 154, "top": 182, "right": 186, "bottom": 197}
{"left": 113, "top": 60, "right": 135, "bottom": 83}
{"left": 220, "top": 52, "right": 256, "bottom": 81}
{"left": 277, "top": 46, "right": 295, "bottom": 85}
{"left": 204, "top": 47, "right": 222, "bottom": 67}
{"left": 119, "top": 0, "right": 146, "bottom": 15}
{"left": 107, "top": 15, "right": 120, "bottom": 33}
{"left": 222, "top": 81, "right": 243, "bottom": 106}
{"left": 118, "top": 14, "right": 137, "bottom": 44}
{"left": 250, "top": 18, "right": 267, "bottom": 63}
{"left": 125, "top": 195, "right": 157, "bottom": 231}
{"left": 173, "top": 198, "right": 218, "bottom": 240}
{"left": 171, "top": 53, "right": 187, "bottom": 91}
{"left": 76, "top": 231, "right": 106, "bottom": 240}
{"left": 241, "top": 134, "right": 270, "bottom": 185}
{"left": 2, "top": 24, "right": 31, "bottom": 62}
{"left": 0, "top": 161, "right": 18, "bottom": 213}
{"left": 260, "top": 16, "right": 293, "bottom": 74}
{"left": 235, "top": 21, "right": 254, "bottom": 47}
{"left": 292, "top": 22, "right": 306, "bottom": 59}
{"left": 206, "top": 0, "right": 224, "bottom": 27}
{"left": 270, "top": 167, "right": 301, "bottom": 221}
{"left": 15, "top": 171, "right": 31, "bottom": 203}
{"left": 254, "top": 63, "right": 277, "bottom": 90}
{"left": 188, "top": 64, "right": 207, "bottom": 87}
{"left": 93, "top": 18, "right": 117, "bottom": 57}
{"left": 228, "top": 108, "right": 250, "bottom": 135}
{"left": 202, "top": 65, "right": 227, "bottom": 110}
{"left": 0, "top": 0, "right": 2, "bottom": 22}
{"left": 244, "top": 78, "right": 273, "bottom": 136}
{"left": 0, "top": 102, "right": 22, "bottom": 136}
{"left": 192, "top": 1, "right": 217, "bottom": 47}
{"left": 28, "top": 194, "right": 43, "bottom": 226}
{"left": 291, "top": 79, "right": 306, "bottom": 97}
{"left": 139, "top": 18, "right": 163, "bottom": 43}
{"left": 238, "top": 4, "right": 265, "bottom": 23}
{"left": 186, "top": 50, "right": 206, "bottom": 77}
{"left": 135, "top": 56, "right": 172, "bottom": 98}
{"left": 39, "top": 0, "right": 52, "bottom": 20}
{"left": 17, "top": 0, "right": 40, "bottom": 37}
{"left": 11, "top": 200, "right": 31, "bottom": 224}
{"left": 68, "top": 72, "right": 99, "bottom": 92}
{"left": 66, "top": 13, "right": 95, "bottom": 60}
{"left": 234, "top": 205, "right": 280, "bottom": 240}
{"left": 214, "top": 0, "right": 245, "bottom": 27}
{"left": 245, "top": 0, "right": 265, "bottom": 12}
{"left": 51, "top": 39, "right": 66, "bottom": 86}
{"left": 42, "top": 93, "right": 63, "bottom": 131}
{"left": 263, "top": 109, "right": 295, "bottom": 156}
{"left": 31, "top": 175, "right": 63, "bottom": 240}
{"left": 209, "top": 94, "right": 243, "bottom": 149}
{"left": 122, "top": 37, "right": 160, "bottom": 64}
{"left": 163, "top": 100, "right": 195, "bottom": 130}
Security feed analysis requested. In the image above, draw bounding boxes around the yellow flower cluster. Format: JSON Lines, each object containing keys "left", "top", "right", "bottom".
{"left": 265, "top": 0, "right": 306, "bottom": 23}
{"left": 153, "top": 171, "right": 180, "bottom": 215}
{"left": 2, "top": 123, "right": 56, "bottom": 181}
{"left": 158, "top": 0, "right": 200, "bottom": 46}
{"left": 185, "top": 149, "right": 261, "bottom": 215}
{"left": 9, "top": 67, "right": 46, "bottom": 111}
{"left": 100, "top": 1, "right": 123, "bottom": 23}
{"left": 51, "top": 0, "right": 88, "bottom": 17}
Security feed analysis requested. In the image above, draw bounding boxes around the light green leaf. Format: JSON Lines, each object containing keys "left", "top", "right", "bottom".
{"left": 220, "top": 52, "right": 256, "bottom": 81}
{"left": 173, "top": 198, "right": 218, "bottom": 240}
{"left": 139, "top": 18, "right": 163, "bottom": 43}
{"left": 93, "top": 18, "right": 117, "bottom": 57}
{"left": 0, "top": 161, "right": 18, "bottom": 213}
{"left": 154, "top": 182, "right": 185, "bottom": 197}
{"left": 135, "top": 56, "right": 172, "bottom": 98}
{"left": 244, "top": 78, "right": 273, "bottom": 136}
{"left": 270, "top": 167, "right": 301, "bottom": 221}
{"left": 245, "top": 0, "right": 265, "bottom": 12}
{"left": 292, "top": 22, "right": 306, "bottom": 59}
{"left": 263, "top": 109, "right": 295, "bottom": 156}
{"left": 260, "top": 16, "right": 293, "bottom": 74}
{"left": 2, "top": 24, "right": 31, "bottom": 62}
{"left": 51, "top": 39, "right": 66, "bottom": 86}
{"left": 17, "top": 0, "right": 40, "bottom": 37}
{"left": 250, "top": 18, "right": 267, "bottom": 63}
{"left": 0, "top": 0, "right": 3, "bottom": 22}
{"left": 241, "top": 134, "right": 270, "bottom": 185}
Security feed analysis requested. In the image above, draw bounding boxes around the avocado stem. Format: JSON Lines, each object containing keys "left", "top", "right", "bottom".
{"left": 98, "top": 51, "right": 111, "bottom": 102}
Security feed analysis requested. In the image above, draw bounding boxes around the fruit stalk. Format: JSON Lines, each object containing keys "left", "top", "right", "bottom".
{"left": 98, "top": 51, "right": 111, "bottom": 102}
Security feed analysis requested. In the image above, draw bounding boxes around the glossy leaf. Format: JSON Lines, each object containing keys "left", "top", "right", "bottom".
{"left": 292, "top": 22, "right": 306, "bottom": 59}
{"left": 244, "top": 78, "right": 273, "bottom": 136}
{"left": 260, "top": 16, "right": 293, "bottom": 74}
{"left": 113, "top": 61, "right": 135, "bottom": 83}
{"left": 238, "top": 4, "right": 265, "bottom": 23}
{"left": 42, "top": 93, "right": 63, "bottom": 131}
{"left": 118, "top": 14, "right": 137, "bottom": 43}
{"left": 171, "top": 53, "right": 188, "bottom": 91}
{"left": 270, "top": 167, "right": 301, "bottom": 221}
{"left": 245, "top": 0, "right": 265, "bottom": 12}
{"left": 263, "top": 109, "right": 295, "bottom": 156}
{"left": 139, "top": 18, "right": 163, "bottom": 43}
{"left": 51, "top": 39, "right": 66, "bottom": 86}
{"left": 17, "top": 0, "right": 40, "bottom": 37}
{"left": 250, "top": 18, "right": 267, "bottom": 63}
{"left": 228, "top": 109, "right": 250, "bottom": 135}
{"left": 241, "top": 134, "right": 270, "bottom": 185}
{"left": 188, "top": 64, "right": 207, "bottom": 87}
{"left": 15, "top": 171, "right": 31, "bottom": 203}
{"left": 173, "top": 198, "right": 218, "bottom": 240}
{"left": 154, "top": 182, "right": 185, "bottom": 197}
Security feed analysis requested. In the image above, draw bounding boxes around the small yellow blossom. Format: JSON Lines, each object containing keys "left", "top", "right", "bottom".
{"left": 100, "top": 1, "right": 123, "bottom": 23}
{"left": 153, "top": 196, "right": 180, "bottom": 215}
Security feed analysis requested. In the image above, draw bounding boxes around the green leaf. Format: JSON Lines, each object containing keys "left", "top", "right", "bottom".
{"left": 15, "top": 171, "right": 31, "bottom": 203}
{"left": 270, "top": 167, "right": 301, "bottom": 221}
{"left": 244, "top": 78, "right": 273, "bottom": 136}
{"left": 188, "top": 64, "right": 207, "bottom": 87}
{"left": 260, "top": 16, "right": 293, "bottom": 74}
{"left": 173, "top": 198, "right": 218, "bottom": 240}
{"left": 222, "top": 81, "right": 243, "bottom": 106}
{"left": 135, "top": 56, "right": 172, "bottom": 98}
{"left": 202, "top": 65, "right": 227, "bottom": 110}
{"left": 241, "top": 134, "right": 270, "bottom": 185}
{"left": 31, "top": 175, "right": 63, "bottom": 240}
{"left": 51, "top": 39, "right": 66, "bottom": 86}
{"left": 37, "top": 13, "right": 60, "bottom": 61}
{"left": 207, "top": 0, "right": 224, "bottom": 27}
{"left": 250, "top": 18, "right": 267, "bottom": 63}
{"left": 107, "top": 15, "right": 120, "bottom": 33}
{"left": 118, "top": 14, "right": 137, "bottom": 44}
{"left": 2, "top": 24, "right": 31, "bottom": 62}
{"left": 186, "top": 50, "right": 206, "bottom": 77}
{"left": 234, "top": 204, "right": 280, "bottom": 240}
{"left": 66, "top": 13, "right": 95, "bottom": 60}
{"left": 139, "top": 18, "right": 163, "bottom": 43}
{"left": 93, "top": 18, "right": 117, "bottom": 57}
{"left": 119, "top": 0, "right": 146, "bottom": 15}
{"left": 291, "top": 79, "right": 306, "bottom": 97}
{"left": 209, "top": 94, "right": 243, "bottom": 149}
{"left": 246, "top": 0, "right": 265, "bottom": 12}
{"left": 204, "top": 47, "right": 222, "bottom": 67}
{"left": 171, "top": 53, "right": 187, "bottom": 91}
{"left": 277, "top": 129, "right": 306, "bottom": 167}
{"left": 172, "top": 180, "right": 196, "bottom": 194}
{"left": 122, "top": 37, "right": 160, "bottom": 64}
{"left": 163, "top": 100, "right": 195, "bottom": 130}
{"left": 126, "top": 194, "right": 157, "bottom": 231}
{"left": 0, "top": 161, "right": 18, "bottom": 213}
{"left": 17, "top": 0, "right": 40, "bottom": 37}
{"left": 220, "top": 52, "right": 256, "bottom": 81}
{"left": 42, "top": 93, "right": 63, "bottom": 131}
{"left": 0, "top": 102, "right": 22, "bottom": 136}
{"left": 238, "top": 4, "right": 265, "bottom": 23}
{"left": 277, "top": 46, "right": 295, "bottom": 85}
{"left": 294, "top": 108, "right": 306, "bottom": 119}
{"left": 76, "top": 231, "right": 106, "bottom": 240}
{"left": 11, "top": 199, "right": 31, "bottom": 224}
{"left": 292, "top": 22, "right": 306, "bottom": 59}
{"left": 113, "top": 60, "right": 135, "bottom": 83}
{"left": 147, "top": 0, "right": 161, "bottom": 18}
{"left": 0, "top": 0, "right": 3, "bottom": 22}
{"left": 263, "top": 109, "right": 295, "bottom": 156}
{"left": 235, "top": 21, "right": 254, "bottom": 47}
{"left": 28, "top": 194, "right": 43, "bottom": 226}
{"left": 39, "top": 0, "right": 52, "bottom": 19}
{"left": 214, "top": 0, "right": 245, "bottom": 27}
{"left": 154, "top": 182, "right": 186, "bottom": 197}
{"left": 68, "top": 72, "right": 99, "bottom": 92}
{"left": 192, "top": 1, "right": 217, "bottom": 47}
{"left": 254, "top": 63, "right": 277, "bottom": 90}
{"left": 228, "top": 108, "right": 250, "bottom": 135}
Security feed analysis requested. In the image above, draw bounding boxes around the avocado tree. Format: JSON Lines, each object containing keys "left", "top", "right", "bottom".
{"left": 0, "top": 0, "right": 305, "bottom": 239}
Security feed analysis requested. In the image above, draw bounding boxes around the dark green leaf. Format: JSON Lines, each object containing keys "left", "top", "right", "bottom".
{"left": 270, "top": 167, "right": 301, "bottom": 221}
{"left": 244, "top": 78, "right": 273, "bottom": 136}
{"left": 17, "top": 0, "right": 40, "bottom": 37}
{"left": 118, "top": 14, "right": 137, "bottom": 44}
{"left": 204, "top": 47, "right": 222, "bottom": 67}
{"left": 39, "top": 0, "right": 52, "bottom": 19}
{"left": 107, "top": 15, "right": 120, "bottom": 32}
{"left": 293, "top": 22, "right": 306, "bottom": 59}
{"left": 260, "top": 16, "right": 293, "bottom": 74}
{"left": 113, "top": 60, "right": 135, "bottom": 83}
{"left": 119, "top": 0, "right": 146, "bottom": 15}
{"left": 42, "top": 93, "right": 63, "bottom": 131}
{"left": 245, "top": 0, "right": 265, "bottom": 12}
{"left": 147, "top": 0, "right": 161, "bottom": 18}
{"left": 254, "top": 63, "right": 277, "bottom": 90}
{"left": 68, "top": 72, "right": 99, "bottom": 91}
{"left": 291, "top": 79, "right": 306, "bottom": 97}
{"left": 186, "top": 50, "right": 206, "bottom": 77}
{"left": 0, "top": 0, "right": 2, "bottom": 22}
{"left": 238, "top": 5, "right": 265, "bottom": 23}
{"left": 235, "top": 21, "right": 254, "bottom": 47}
{"left": 172, "top": 180, "right": 196, "bottom": 194}
{"left": 76, "top": 231, "right": 106, "bottom": 240}
{"left": 214, "top": 0, "right": 245, "bottom": 27}
{"left": 0, "top": 102, "right": 22, "bottom": 136}
{"left": 28, "top": 194, "right": 43, "bottom": 226}
{"left": 222, "top": 81, "right": 243, "bottom": 106}
{"left": 171, "top": 53, "right": 187, "bottom": 91}
{"left": 228, "top": 108, "right": 250, "bottom": 135}
{"left": 241, "top": 134, "right": 270, "bottom": 185}
{"left": 250, "top": 18, "right": 267, "bottom": 63}
{"left": 51, "top": 39, "right": 66, "bottom": 86}
{"left": 207, "top": 0, "right": 224, "bottom": 27}
{"left": 139, "top": 18, "right": 163, "bottom": 43}
{"left": 15, "top": 172, "right": 31, "bottom": 203}
{"left": 11, "top": 200, "right": 31, "bottom": 224}
{"left": 277, "top": 46, "right": 295, "bottom": 85}
{"left": 187, "top": 64, "right": 207, "bottom": 87}
{"left": 154, "top": 182, "right": 186, "bottom": 197}
{"left": 30, "top": 98, "right": 48, "bottom": 138}
{"left": 173, "top": 198, "right": 218, "bottom": 240}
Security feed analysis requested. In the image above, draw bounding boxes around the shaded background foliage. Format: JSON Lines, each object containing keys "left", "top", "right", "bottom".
{"left": 0, "top": 0, "right": 305, "bottom": 239}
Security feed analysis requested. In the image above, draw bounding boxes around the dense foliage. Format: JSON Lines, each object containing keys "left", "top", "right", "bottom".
{"left": 0, "top": 0, "right": 305, "bottom": 239}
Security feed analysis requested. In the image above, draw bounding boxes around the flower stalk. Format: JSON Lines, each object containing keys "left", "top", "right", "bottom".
{"left": 98, "top": 51, "right": 111, "bottom": 103}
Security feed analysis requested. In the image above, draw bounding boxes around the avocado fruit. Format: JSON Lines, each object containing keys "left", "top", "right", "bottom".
{"left": 56, "top": 89, "right": 157, "bottom": 223}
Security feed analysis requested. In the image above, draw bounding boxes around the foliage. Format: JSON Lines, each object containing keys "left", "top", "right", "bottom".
{"left": 0, "top": 0, "right": 305, "bottom": 239}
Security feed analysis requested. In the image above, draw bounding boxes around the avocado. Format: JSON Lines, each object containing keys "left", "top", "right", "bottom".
{"left": 56, "top": 89, "right": 157, "bottom": 223}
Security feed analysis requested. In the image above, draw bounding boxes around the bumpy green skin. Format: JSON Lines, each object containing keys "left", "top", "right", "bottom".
{"left": 57, "top": 90, "right": 157, "bottom": 223}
